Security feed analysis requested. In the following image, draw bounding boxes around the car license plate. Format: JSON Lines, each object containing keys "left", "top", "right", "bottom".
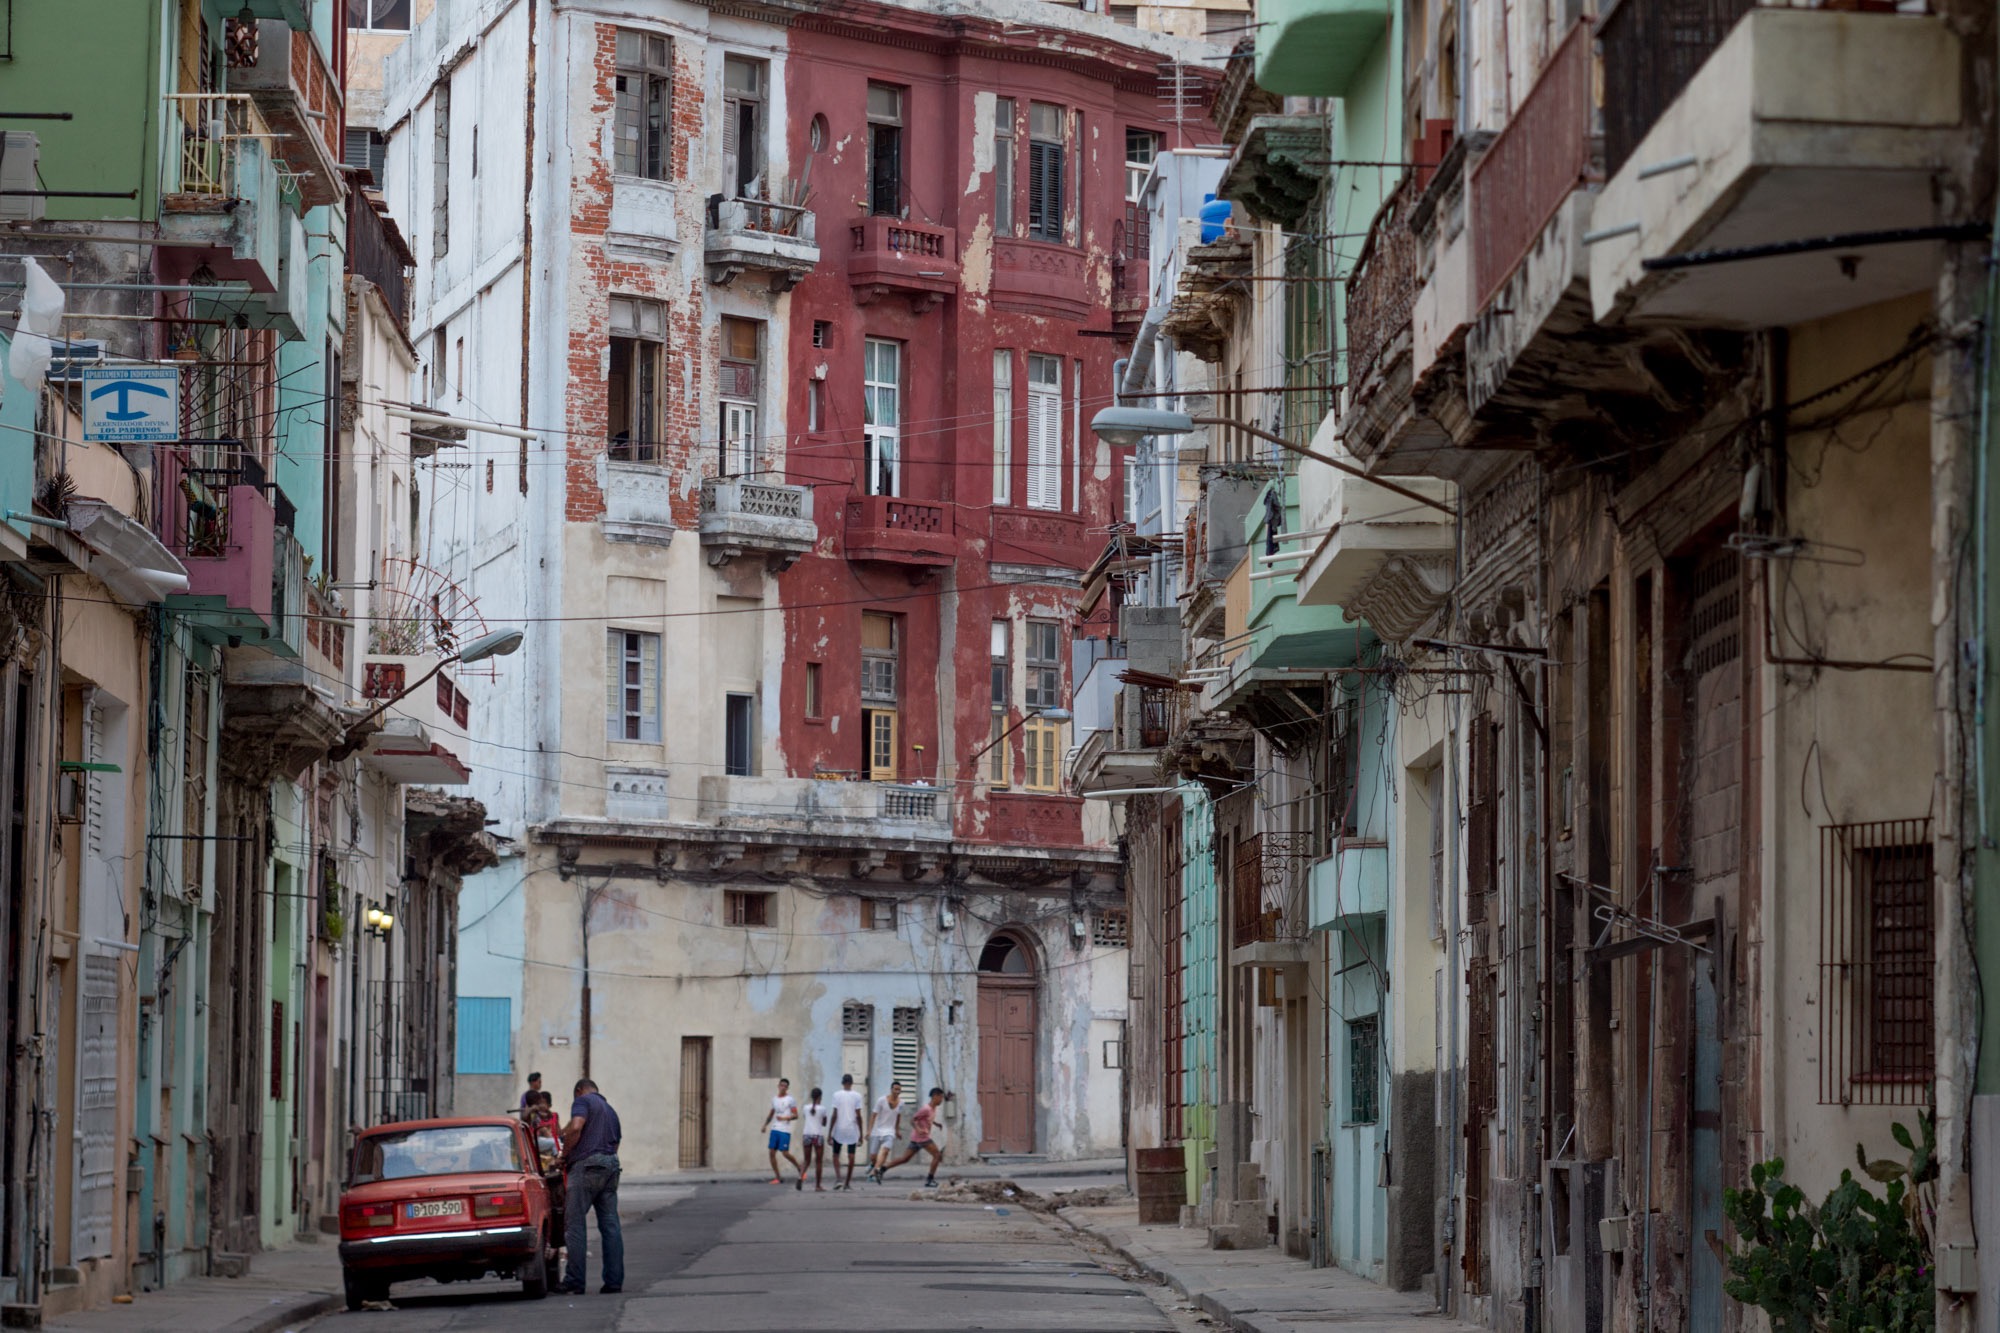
{"left": 406, "top": 1199, "right": 465, "bottom": 1220}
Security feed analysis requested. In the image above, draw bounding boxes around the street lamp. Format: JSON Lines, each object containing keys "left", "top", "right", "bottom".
{"left": 330, "top": 625, "right": 526, "bottom": 759}
{"left": 966, "top": 705, "right": 1073, "bottom": 768}
{"left": 1089, "top": 407, "right": 1454, "bottom": 517}
{"left": 364, "top": 902, "right": 395, "bottom": 938}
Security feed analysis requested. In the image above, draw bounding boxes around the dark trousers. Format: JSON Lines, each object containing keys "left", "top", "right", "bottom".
{"left": 563, "top": 1154, "right": 624, "bottom": 1290}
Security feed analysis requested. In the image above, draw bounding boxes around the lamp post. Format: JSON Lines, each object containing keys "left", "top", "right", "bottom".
{"left": 331, "top": 625, "right": 526, "bottom": 759}
{"left": 1088, "top": 407, "right": 1454, "bottom": 517}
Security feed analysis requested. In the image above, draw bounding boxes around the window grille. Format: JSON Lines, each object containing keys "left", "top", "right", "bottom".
{"left": 1347, "top": 1014, "right": 1380, "bottom": 1124}
{"left": 842, "top": 1003, "right": 874, "bottom": 1036}
{"left": 1819, "top": 818, "right": 1934, "bottom": 1105}
{"left": 726, "top": 890, "right": 772, "bottom": 928}
{"left": 1093, "top": 908, "right": 1129, "bottom": 949}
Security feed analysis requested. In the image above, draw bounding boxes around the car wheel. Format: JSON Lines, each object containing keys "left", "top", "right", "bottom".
{"left": 343, "top": 1269, "right": 384, "bottom": 1312}
{"left": 520, "top": 1228, "right": 551, "bottom": 1300}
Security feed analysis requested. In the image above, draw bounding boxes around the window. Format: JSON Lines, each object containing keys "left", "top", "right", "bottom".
{"left": 863, "top": 339, "right": 901, "bottom": 496}
{"left": 1819, "top": 820, "right": 1935, "bottom": 1104}
{"left": 432, "top": 81, "right": 451, "bottom": 259}
{"left": 456, "top": 997, "right": 511, "bottom": 1075}
{"left": 989, "top": 621, "right": 1011, "bottom": 786}
{"left": 812, "top": 320, "right": 831, "bottom": 349}
{"left": 1124, "top": 128, "right": 1158, "bottom": 202}
{"left": 343, "top": 128, "right": 387, "bottom": 186}
{"left": 727, "top": 891, "right": 774, "bottom": 928}
{"left": 351, "top": 0, "right": 412, "bottom": 29}
{"left": 719, "top": 316, "right": 760, "bottom": 476}
{"left": 1023, "top": 716, "right": 1062, "bottom": 792}
{"left": 861, "top": 613, "right": 900, "bottom": 782}
{"left": 992, "top": 351, "right": 1013, "bottom": 505}
{"left": 1093, "top": 909, "right": 1130, "bottom": 948}
{"left": 992, "top": 97, "right": 1015, "bottom": 235}
{"left": 725, "top": 693, "right": 754, "bottom": 776}
{"left": 805, "top": 662, "right": 823, "bottom": 718}
{"left": 867, "top": 84, "right": 904, "bottom": 217}
{"left": 614, "top": 30, "right": 672, "bottom": 180}
{"left": 808, "top": 379, "right": 824, "bottom": 433}
{"left": 863, "top": 899, "right": 897, "bottom": 931}
{"left": 606, "top": 630, "right": 662, "bottom": 742}
{"left": 1109, "top": 4, "right": 1138, "bottom": 24}
{"left": 721, "top": 56, "right": 765, "bottom": 198}
{"left": 748, "top": 1037, "right": 782, "bottom": 1078}
{"left": 1347, "top": 1014, "right": 1380, "bottom": 1124}
{"left": 1025, "top": 619, "right": 1060, "bottom": 707}
{"left": 1027, "top": 102, "right": 1065, "bottom": 242}
{"left": 1026, "top": 354, "right": 1062, "bottom": 510}
{"left": 608, "top": 297, "right": 666, "bottom": 462}
{"left": 891, "top": 1007, "right": 922, "bottom": 1091}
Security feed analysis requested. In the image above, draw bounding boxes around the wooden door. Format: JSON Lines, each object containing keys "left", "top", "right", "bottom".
{"left": 678, "top": 1037, "right": 711, "bottom": 1169}
{"left": 976, "top": 981, "right": 1036, "bottom": 1153}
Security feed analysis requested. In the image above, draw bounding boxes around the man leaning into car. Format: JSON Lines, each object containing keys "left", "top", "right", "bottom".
{"left": 558, "top": 1078, "right": 625, "bottom": 1294}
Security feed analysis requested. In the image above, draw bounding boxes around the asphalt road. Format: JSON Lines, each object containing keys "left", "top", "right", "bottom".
{"left": 310, "top": 1179, "right": 1187, "bottom": 1332}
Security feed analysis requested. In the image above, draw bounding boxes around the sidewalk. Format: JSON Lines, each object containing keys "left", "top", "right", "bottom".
{"left": 41, "top": 1183, "right": 693, "bottom": 1333}
{"left": 624, "top": 1154, "right": 1128, "bottom": 1189}
{"left": 1060, "top": 1203, "right": 1480, "bottom": 1333}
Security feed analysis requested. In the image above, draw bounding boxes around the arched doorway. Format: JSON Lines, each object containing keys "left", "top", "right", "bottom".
{"left": 976, "top": 932, "right": 1037, "bottom": 1153}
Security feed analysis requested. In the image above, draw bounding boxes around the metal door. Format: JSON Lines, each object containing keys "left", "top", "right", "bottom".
{"left": 976, "top": 983, "right": 1036, "bottom": 1153}
{"left": 678, "top": 1037, "right": 711, "bottom": 1169}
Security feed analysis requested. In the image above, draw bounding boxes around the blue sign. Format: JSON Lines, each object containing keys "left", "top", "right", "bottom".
{"left": 80, "top": 366, "right": 180, "bottom": 444}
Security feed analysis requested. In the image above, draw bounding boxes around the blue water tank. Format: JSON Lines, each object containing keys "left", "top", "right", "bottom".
{"left": 1199, "top": 193, "right": 1232, "bottom": 244}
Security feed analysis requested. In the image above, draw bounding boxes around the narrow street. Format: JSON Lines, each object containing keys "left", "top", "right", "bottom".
{"left": 315, "top": 1184, "right": 1181, "bottom": 1333}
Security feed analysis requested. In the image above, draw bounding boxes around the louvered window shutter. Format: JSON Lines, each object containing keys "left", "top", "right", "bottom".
{"left": 1027, "top": 385, "right": 1061, "bottom": 510}
{"left": 722, "top": 95, "right": 741, "bottom": 198}
{"left": 606, "top": 633, "right": 622, "bottom": 738}
{"left": 640, "top": 634, "right": 662, "bottom": 742}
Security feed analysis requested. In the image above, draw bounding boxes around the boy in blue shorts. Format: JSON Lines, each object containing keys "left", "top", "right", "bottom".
{"left": 761, "top": 1077, "right": 805, "bottom": 1187}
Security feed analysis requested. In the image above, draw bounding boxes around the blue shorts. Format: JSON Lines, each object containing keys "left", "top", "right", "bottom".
{"left": 768, "top": 1130, "right": 791, "bottom": 1151}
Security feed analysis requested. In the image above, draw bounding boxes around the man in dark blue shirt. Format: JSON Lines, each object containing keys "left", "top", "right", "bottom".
{"left": 558, "top": 1079, "right": 624, "bottom": 1294}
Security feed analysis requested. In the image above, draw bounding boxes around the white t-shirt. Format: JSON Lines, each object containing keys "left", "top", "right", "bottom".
{"left": 800, "top": 1102, "right": 832, "bottom": 1138}
{"left": 830, "top": 1088, "right": 866, "bottom": 1144}
{"left": 771, "top": 1094, "right": 798, "bottom": 1131}
{"left": 870, "top": 1095, "right": 903, "bottom": 1139}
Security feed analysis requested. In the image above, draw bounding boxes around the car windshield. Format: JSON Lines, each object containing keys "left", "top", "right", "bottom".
{"left": 351, "top": 1125, "right": 521, "bottom": 1184}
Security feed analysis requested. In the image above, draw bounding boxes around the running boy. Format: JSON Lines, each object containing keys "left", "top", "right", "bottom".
{"left": 882, "top": 1087, "right": 947, "bottom": 1188}
{"left": 800, "top": 1087, "right": 831, "bottom": 1191}
{"left": 761, "top": 1077, "right": 804, "bottom": 1187}
{"left": 867, "top": 1081, "right": 904, "bottom": 1183}
{"left": 828, "top": 1074, "right": 866, "bottom": 1190}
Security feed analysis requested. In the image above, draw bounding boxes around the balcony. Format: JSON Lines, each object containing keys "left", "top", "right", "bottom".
{"left": 1253, "top": 0, "right": 1390, "bottom": 97}
{"left": 696, "top": 775, "right": 951, "bottom": 842}
{"left": 1467, "top": 21, "right": 1591, "bottom": 312}
{"left": 356, "top": 655, "right": 473, "bottom": 786}
{"left": 706, "top": 197, "right": 820, "bottom": 292}
{"left": 989, "top": 507, "right": 1090, "bottom": 571}
{"left": 349, "top": 195, "right": 413, "bottom": 334}
{"left": 1342, "top": 178, "right": 1420, "bottom": 460}
{"left": 1159, "top": 228, "right": 1253, "bottom": 363}
{"left": 1217, "top": 115, "right": 1328, "bottom": 231}
{"left": 848, "top": 217, "right": 958, "bottom": 312}
{"left": 158, "top": 95, "right": 287, "bottom": 296}
{"left": 1590, "top": 8, "right": 1964, "bottom": 329}
{"left": 232, "top": 20, "right": 346, "bottom": 208}
{"left": 983, "top": 793, "right": 1086, "bottom": 848}
{"left": 842, "top": 494, "right": 956, "bottom": 568}
{"left": 1294, "top": 438, "right": 1455, "bottom": 644}
{"left": 598, "top": 457, "right": 678, "bottom": 548}
{"left": 990, "top": 238, "right": 1090, "bottom": 322}
{"left": 1308, "top": 838, "right": 1388, "bottom": 930}
{"left": 160, "top": 457, "right": 276, "bottom": 644}
{"left": 699, "top": 476, "right": 817, "bottom": 570}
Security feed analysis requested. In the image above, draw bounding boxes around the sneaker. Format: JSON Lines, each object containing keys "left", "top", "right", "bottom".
{"left": 558, "top": 1282, "right": 586, "bottom": 1295}
{"left": 796, "top": 1176, "right": 804, "bottom": 1191}
{"left": 600, "top": 1286, "right": 622, "bottom": 1295}
{"left": 768, "top": 1177, "right": 783, "bottom": 1185}
{"left": 923, "top": 1177, "right": 938, "bottom": 1188}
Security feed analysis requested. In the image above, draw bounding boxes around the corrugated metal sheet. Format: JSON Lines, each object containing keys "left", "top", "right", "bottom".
{"left": 455, "top": 996, "right": 512, "bottom": 1076}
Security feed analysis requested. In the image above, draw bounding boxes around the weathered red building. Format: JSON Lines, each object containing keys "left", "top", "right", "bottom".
{"left": 777, "top": 3, "right": 1197, "bottom": 847}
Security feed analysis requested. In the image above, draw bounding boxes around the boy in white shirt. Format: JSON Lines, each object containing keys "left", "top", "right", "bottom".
{"left": 760, "top": 1077, "right": 805, "bottom": 1189}
{"left": 828, "top": 1074, "right": 867, "bottom": 1191}
{"left": 866, "top": 1080, "right": 904, "bottom": 1183}
{"left": 799, "top": 1087, "right": 832, "bottom": 1191}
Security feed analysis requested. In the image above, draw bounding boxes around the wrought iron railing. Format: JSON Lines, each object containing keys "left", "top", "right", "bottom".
{"left": 1343, "top": 179, "right": 1420, "bottom": 406}
{"left": 1599, "top": 0, "right": 1757, "bottom": 177}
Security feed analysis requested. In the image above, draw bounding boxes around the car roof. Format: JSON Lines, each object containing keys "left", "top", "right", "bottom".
{"left": 357, "top": 1115, "right": 522, "bottom": 1137}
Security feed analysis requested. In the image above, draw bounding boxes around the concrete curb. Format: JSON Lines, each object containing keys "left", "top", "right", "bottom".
{"left": 216, "top": 1292, "right": 342, "bottom": 1333}
{"left": 1053, "top": 1206, "right": 1268, "bottom": 1333}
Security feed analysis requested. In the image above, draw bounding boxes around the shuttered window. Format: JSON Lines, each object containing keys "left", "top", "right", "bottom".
{"left": 1027, "top": 102, "right": 1065, "bottom": 242}
{"left": 720, "top": 316, "right": 760, "bottom": 476}
{"left": 1026, "top": 354, "right": 1061, "bottom": 511}
{"left": 992, "top": 350, "right": 1013, "bottom": 505}
{"left": 721, "top": 56, "right": 764, "bottom": 197}
{"left": 864, "top": 339, "right": 901, "bottom": 496}
{"left": 456, "top": 997, "right": 512, "bottom": 1075}
{"left": 607, "top": 630, "right": 662, "bottom": 742}
{"left": 867, "top": 84, "right": 904, "bottom": 217}
{"left": 891, "top": 1007, "right": 923, "bottom": 1092}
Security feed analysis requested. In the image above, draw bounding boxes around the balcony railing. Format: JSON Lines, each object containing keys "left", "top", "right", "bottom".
{"left": 1343, "top": 178, "right": 1419, "bottom": 408}
{"left": 1468, "top": 19, "right": 1593, "bottom": 307}
{"left": 1600, "top": 0, "right": 1757, "bottom": 178}
{"left": 232, "top": 19, "right": 345, "bottom": 208}
{"left": 843, "top": 494, "right": 957, "bottom": 567}
{"left": 881, "top": 784, "right": 943, "bottom": 822}
{"left": 702, "top": 477, "right": 805, "bottom": 520}
{"left": 848, "top": 217, "right": 959, "bottom": 308}
{"left": 698, "top": 476, "right": 816, "bottom": 569}
{"left": 706, "top": 196, "right": 820, "bottom": 290}
{"left": 165, "top": 94, "right": 263, "bottom": 198}
{"left": 348, "top": 196, "right": 412, "bottom": 332}
{"left": 710, "top": 195, "right": 815, "bottom": 239}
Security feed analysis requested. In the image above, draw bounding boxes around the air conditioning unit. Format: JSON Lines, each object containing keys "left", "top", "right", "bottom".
{"left": 0, "top": 133, "right": 43, "bottom": 223}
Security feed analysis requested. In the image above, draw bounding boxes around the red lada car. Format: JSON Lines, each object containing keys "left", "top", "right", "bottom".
{"left": 337, "top": 1116, "right": 559, "bottom": 1309}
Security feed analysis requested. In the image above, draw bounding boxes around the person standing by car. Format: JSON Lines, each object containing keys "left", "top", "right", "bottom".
{"left": 559, "top": 1079, "right": 624, "bottom": 1295}
{"left": 520, "top": 1071, "right": 543, "bottom": 1110}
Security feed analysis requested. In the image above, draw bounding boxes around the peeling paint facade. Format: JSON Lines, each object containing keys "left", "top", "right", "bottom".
{"left": 379, "top": 0, "right": 1219, "bottom": 1171}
